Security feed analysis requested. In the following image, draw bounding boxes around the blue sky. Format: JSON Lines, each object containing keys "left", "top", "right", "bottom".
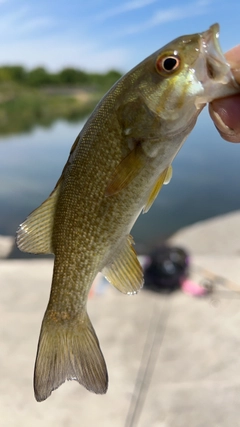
{"left": 0, "top": 0, "right": 239, "bottom": 73}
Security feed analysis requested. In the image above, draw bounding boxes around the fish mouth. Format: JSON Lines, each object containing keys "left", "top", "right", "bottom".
{"left": 201, "top": 24, "right": 229, "bottom": 84}
{"left": 195, "top": 23, "right": 239, "bottom": 105}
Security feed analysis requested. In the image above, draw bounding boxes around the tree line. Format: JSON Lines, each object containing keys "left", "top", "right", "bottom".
{"left": 0, "top": 65, "right": 122, "bottom": 88}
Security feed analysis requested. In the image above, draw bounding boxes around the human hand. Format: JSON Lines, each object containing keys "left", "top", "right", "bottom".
{"left": 209, "top": 45, "right": 240, "bottom": 143}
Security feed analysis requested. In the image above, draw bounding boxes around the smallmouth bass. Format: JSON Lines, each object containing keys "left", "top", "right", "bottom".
{"left": 17, "top": 24, "right": 239, "bottom": 401}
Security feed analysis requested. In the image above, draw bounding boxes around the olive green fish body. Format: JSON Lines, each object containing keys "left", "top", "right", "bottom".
{"left": 17, "top": 24, "right": 240, "bottom": 401}
{"left": 49, "top": 95, "right": 192, "bottom": 307}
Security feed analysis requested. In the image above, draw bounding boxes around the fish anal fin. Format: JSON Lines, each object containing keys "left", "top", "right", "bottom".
{"left": 16, "top": 184, "right": 61, "bottom": 254}
{"left": 143, "top": 165, "right": 172, "bottom": 214}
{"left": 105, "top": 145, "right": 145, "bottom": 197}
{"left": 34, "top": 310, "right": 108, "bottom": 402}
{"left": 102, "top": 235, "right": 144, "bottom": 294}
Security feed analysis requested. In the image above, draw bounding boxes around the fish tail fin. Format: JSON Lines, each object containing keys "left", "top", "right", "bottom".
{"left": 34, "top": 309, "right": 108, "bottom": 402}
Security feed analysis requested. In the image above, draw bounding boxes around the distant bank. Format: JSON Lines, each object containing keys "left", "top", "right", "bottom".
{"left": 0, "top": 65, "right": 121, "bottom": 135}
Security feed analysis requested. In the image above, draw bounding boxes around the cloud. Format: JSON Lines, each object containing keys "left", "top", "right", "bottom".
{"left": 123, "top": 0, "right": 213, "bottom": 34}
{"left": 0, "top": 5, "right": 54, "bottom": 41}
{"left": 96, "top": 0, "right": 158, "bottom": 21}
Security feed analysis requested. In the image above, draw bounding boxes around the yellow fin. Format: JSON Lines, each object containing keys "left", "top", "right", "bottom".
{"left": 102, "top": 235, "right": 144, "bottom": 294}
{"left": 164, "top": 165, "right": 172, "bottom": 185}
{"left": 143, "top": 165, "right": 172, "bottom": 214}
{"left": 16, "top": 184, "right": 61, "bottom": 254}
{"left": 105, "top": 146, "right": 145, "bottom": 196}
{"left": 34, "top": 310, "right": 108, "bottom": 401}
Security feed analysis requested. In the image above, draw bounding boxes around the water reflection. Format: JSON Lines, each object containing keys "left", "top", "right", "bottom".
{"left": 1, "top": 109, "right": 240, "bottom": 258}
{"left": 0, "top": 120, "right": 85, "bottom": 242}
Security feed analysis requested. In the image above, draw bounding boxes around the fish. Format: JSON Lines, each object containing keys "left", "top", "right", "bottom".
{"left": 16, "top": 23, "right": 239, "bottom": 402}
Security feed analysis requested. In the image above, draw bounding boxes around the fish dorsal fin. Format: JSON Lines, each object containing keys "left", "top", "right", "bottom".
{"left": 102, "top": 235, "right": 144, "bottom": 294}
{"left": 16, "top": 184, "right": 61, "bottom": 254}
{"left": 105, "top": 145, "right": 145, "bottom": 196}
{"left": 143, "top": 165, "right": 172, "bottom": 214}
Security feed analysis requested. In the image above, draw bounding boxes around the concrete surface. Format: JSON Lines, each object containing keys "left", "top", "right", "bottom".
{"left": 1, "top": 211, "right": 240, "bottom": 427}
{"left": 168, "top": 210, "right": 240, "bottom": 255}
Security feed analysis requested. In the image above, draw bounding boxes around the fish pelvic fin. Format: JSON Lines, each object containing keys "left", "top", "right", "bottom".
{"left": 16, "top": 184, "right": 61, "bottom": 254}
{"left": 102, "top": 235, "right": 144, "bottom": 294}
{"left": 143, "top": 165, "right": 173, "bottom": 214}
{"left": 34, "top": 309, "right": 108, "bottom": 402}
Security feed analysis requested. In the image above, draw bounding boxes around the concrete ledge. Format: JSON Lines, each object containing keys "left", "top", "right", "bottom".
{"left": 168, "top": 210, "right": 240, "bottom": 255}
{"left": 0, "top": 235, "right": 15, "bottom": 258}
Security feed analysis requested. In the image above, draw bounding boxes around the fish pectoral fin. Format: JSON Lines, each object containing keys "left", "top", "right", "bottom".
{"left": 34, "top": 310, "right": 108, "bottom": 402}
{"left": 102, "top": 235, "right": 144, "bottom": 294}
{"left": 16, "top": 184, "right": 61, "bottom": 254}
{"left": 105, "top": 145, "right": 145, "bottom": 196}
{"left": 163, "top": 164, "right": 173, "bottom": 185}
{"left": 143, "top": 165, "right": 172, "bottom": 214}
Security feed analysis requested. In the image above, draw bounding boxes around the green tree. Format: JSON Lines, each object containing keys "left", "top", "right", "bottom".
{"left": 58, "top": 68, "right": 89, "bottom": 85}
{"left": 0, "top": 65, "right": 27, "bottom": 83}
{"left": 27, "top": 67, "right": 53, "bottom": 86}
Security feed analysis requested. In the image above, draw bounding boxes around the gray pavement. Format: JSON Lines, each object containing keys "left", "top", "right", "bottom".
{"left": 1, "top": 211, "right": 240, "bottom": 427}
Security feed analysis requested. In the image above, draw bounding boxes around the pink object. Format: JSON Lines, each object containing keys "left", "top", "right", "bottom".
{"left": 181, "top": 279, "right": 208, "bottom": 296}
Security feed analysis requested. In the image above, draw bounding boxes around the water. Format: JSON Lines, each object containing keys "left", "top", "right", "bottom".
{"left": 1, "top": 109, "right": 240, "bottom": 257}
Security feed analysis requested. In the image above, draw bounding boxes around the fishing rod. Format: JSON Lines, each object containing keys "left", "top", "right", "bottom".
{"left": 124, "top": 296, "right": 171, "bottom": 427}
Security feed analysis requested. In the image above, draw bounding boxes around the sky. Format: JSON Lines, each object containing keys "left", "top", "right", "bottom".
{"left": 0, "top": 0, "right": 239, "bottom": 73}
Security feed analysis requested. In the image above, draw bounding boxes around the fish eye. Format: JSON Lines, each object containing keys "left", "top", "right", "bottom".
{"left": 156, "top": 53, "right": 181, "bottom": 75}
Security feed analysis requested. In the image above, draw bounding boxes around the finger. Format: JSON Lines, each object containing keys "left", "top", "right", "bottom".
{"left": 209, "top": 95, "right": 240, "bottom": 143}
{"left": 225, "top": 46, "right": 240, "bottom": 84}
{"left": 208, "top": 45, "right": 240, "bottom": 143}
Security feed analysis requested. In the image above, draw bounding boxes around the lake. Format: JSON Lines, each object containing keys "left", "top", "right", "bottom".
{"left": 1, "top": 108, "right": 240, "bottom": 258}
